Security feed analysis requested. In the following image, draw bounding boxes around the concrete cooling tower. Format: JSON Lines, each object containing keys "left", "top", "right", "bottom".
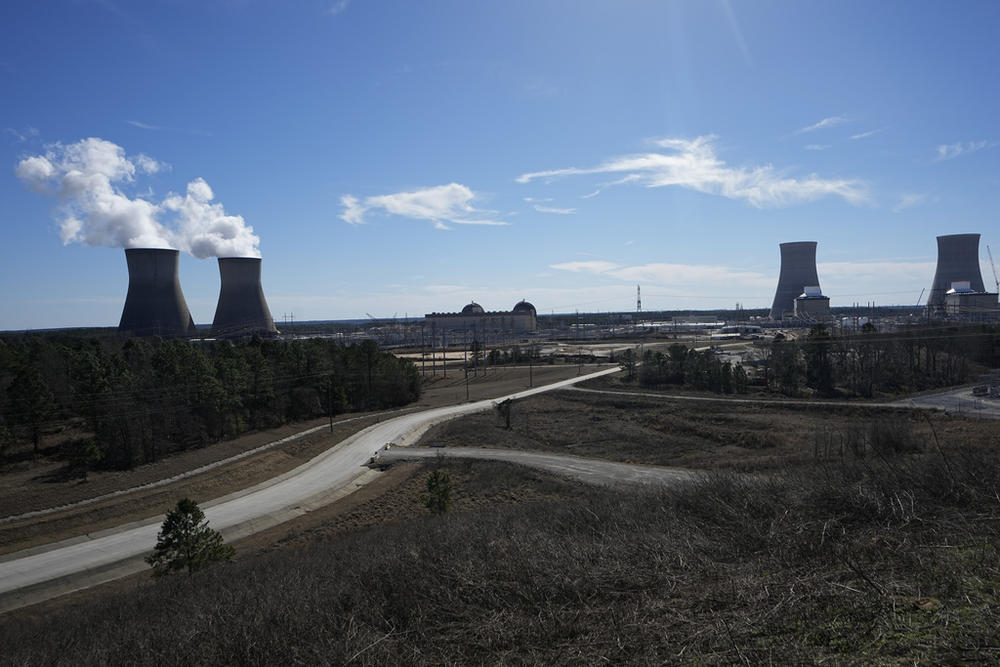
{"left": 118, "top": 248, "right": 196, "bottom": 337}
{"left": 926, "top": 233, "right": 986, "bottom": 313}
{"left": 770, "top": 241, "right": 821, "bottom": 320}
{"left": 211, "top": 257, "right": 278, "bottom": 338}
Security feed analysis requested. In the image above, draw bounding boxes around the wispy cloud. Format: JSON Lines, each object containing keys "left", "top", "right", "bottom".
{"left": 3, "top": 125, "right": 39, "bottom": 143}
{"left": 934, "top": 140, "right": 996, "bottom": 162}
{"left": 892, "top": 192, "right": 933, "bottom": 213}
{"left": 328, "top": 0, "right": 350, "bottom": 16}
{"left": 720, "top": 0, "right": 752, "bottom": 66}
{"left": 339, "top": 183, "right": 509, "bottom": 230}
{"left": 126, "top": 120, "right": 212, "bottom": 137}
{"left": 804, "top": 144, "right": 830, "bottom": 151}
{"left": 517, "top": 135, "right": 867, "bottom": 208}
{"left": 794, "top": 115, "right": 849, "bottom": 135}
{"left": 850, "top": 128, "right": 884, "bottom": 140}
{"left": 551, "top": 260, "right": 772, "bottom": 289}
{"left": 533, "top": 204, "right": 576, "bottom": 215}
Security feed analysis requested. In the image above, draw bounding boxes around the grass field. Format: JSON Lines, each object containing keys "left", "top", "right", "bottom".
{"left": 421, "top": 382, "right": 998, "bottom": 472}
{"left": 2, "top": 450, "right": 998, "bottom": 664}
{"left": 3, "top": 369, "right": 999, "bottom": 663}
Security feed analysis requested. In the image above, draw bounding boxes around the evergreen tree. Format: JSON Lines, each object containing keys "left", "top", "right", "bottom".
{"left": 146, "top": 498, "right": 234, "bottom": 577}
{"left": 424, "top": 470, "right": 452, "bottom": 514}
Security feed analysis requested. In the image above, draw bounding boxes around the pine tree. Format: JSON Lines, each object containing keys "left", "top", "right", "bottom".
{"left": 424, "top": 470, "right": 452, "bottom": 514}
{"left": 146, "top": 498, "right": 234, "bottom": 577}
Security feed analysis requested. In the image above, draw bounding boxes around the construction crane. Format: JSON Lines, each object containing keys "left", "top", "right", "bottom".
{"left": 988, "top": 245, "right": 1000, "bottom": 292}
{"left": 916, "top": 288, "right": 925, "bottom": 307}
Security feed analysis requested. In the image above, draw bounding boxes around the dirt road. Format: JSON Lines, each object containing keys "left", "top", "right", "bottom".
{"left": 0, "top": 366, "right": 620, "bottom": 613}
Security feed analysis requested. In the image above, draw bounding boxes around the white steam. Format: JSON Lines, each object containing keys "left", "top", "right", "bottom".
{"left": 15, "top": 137, "right": 260, "bottom": 258}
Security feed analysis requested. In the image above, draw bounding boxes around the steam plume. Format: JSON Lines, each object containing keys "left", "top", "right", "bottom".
{"left": 16, "top": 137, "right": 260, "bottom": 258}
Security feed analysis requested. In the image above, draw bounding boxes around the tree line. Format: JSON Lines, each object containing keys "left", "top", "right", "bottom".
{"left": 617, "top": 323, "right": 1000, "bottom": 398}
{"left": 0, "top": 334, "right": 421, "bottom": 471}
{"left": 620, "top": 344, "right": 750, "bottom": 394}
{"left": 752, "top": 323, "right": 1000, "bottom": 398}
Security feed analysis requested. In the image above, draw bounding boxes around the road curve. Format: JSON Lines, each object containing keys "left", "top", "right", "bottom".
{"left": 0, "top": 365, "right": 621, "bottom": 613}
{"left": 378, "top": 447, "right": 693, "bottom": 487}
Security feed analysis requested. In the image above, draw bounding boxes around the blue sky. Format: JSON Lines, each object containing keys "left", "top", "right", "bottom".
{"left": 2, "top": 0, "right": 999, "bottom": 329}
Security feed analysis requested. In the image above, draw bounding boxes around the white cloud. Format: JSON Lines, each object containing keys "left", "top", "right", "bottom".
{"left": 850, "top": 128, "right": 884, "bottom": 140}
{"left": 517, "top": 135, "right": 867, "bottom": 208}
{"left": 892, "top": 192, "right": 931, "bottom": 213}
{"left": 804, "top": 144, "right": 830, "bottom": 151}
{"left": 135, "top": 153, "right": 168, "bottom": 174}
{"left": 339, "top": 183, "right": 509, "bottom": 230}
{"left": 3, "top": 125, "right": 39, "bottom": 142}
{"left": 162, "top": 177, "right": 260, "bottom": 258}
{"left": 794, "top": 115, "right": 849, "bottom": 135}
{"left": 934, "top": 140, "right": 996, "bottom": 161}
{"left": 533, "top": 204, "right": 576, "bottom": 215}
{"left": 550, "top": 261, "right": 622, "bottom": 274}
{"left": 328, "top": 0, "right": 350, "bottom": 15}
{"left": 16, "top": 137, "right": 259, "bottom": 257}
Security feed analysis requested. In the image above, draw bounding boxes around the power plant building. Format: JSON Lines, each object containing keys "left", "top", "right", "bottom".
{"left": 118, "top": 248, "right": 196, "bottom": 338}
{"left": 425, "top": 300, "right": 537, "bottom": 333}
{"left": 793, "top": 285, "right": 832, "bottom": 320}
{"left": 926, "top": 233, "right": 987, "bottom": 316}
{"left": 211, "top": 257, "right": 278, "bottom": 338}
{"left": 771, "top": 241, "right": 824, "bottom": 320}
{"left": 943, "top": 281, "right": 999, "bottom": 322}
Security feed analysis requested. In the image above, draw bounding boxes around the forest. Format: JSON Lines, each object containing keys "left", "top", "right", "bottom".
{"left": 0, "top": 334, "right": 421, "bottom": 471}
{"left": 631, "top": 323, "right": 1000, "bottom": 398}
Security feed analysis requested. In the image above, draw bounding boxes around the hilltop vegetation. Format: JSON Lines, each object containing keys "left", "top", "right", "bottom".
{"left": 1, "top": 449, "right": 998, "bottom": 664}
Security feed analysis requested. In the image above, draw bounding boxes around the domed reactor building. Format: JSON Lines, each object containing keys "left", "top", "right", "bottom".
{"left": 424, "top": 300, "right": 537, "bottom": 333}
{"left": 118, "top": 248, "right": 196, "bottom": 337}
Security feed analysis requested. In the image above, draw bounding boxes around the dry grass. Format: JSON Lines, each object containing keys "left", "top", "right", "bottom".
{"left": 2, "top": 449, "right": 999, "bottom": 665}
{"left": 422, "top": 387, "right": 997, "bottom": 472}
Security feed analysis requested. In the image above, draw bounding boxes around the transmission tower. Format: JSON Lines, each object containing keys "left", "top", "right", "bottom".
{"left": 636, "top": 284, "right": 641, "bottom": 313}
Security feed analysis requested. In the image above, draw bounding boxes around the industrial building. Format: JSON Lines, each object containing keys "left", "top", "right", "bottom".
{"left": 943, "top": 281, "right": 999, "bottom": 322}
{"left": 770, "top": 241, "right": 825, "bottom": 320}
{"left": 926, "top": 233, "right": 988, "bottom": 316}
{"left": 118, "top": 248, "right": 196, "bottom": 338}
{"left": 211, "top": 257, "right": 278, "bottom": 338}
{"left": 425, "top": 300, "right": 537, "bottom": 333}
{"left": 793, "top": 285, "right": 832, "bottom": 320}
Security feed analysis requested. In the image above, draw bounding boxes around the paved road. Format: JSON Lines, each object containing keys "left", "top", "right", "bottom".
{"left": 569, "top": 386, "right": 926, "bottom": 411}
{"left": 378, "top": 447, "right": 693, "bottom": 487}
{"left": 891, "top": 386, "right": 1000, "bottom": 419}
{"left": 0, "top": 365, "right": 621, "bottom": 613}
{"left": 572, "top": 384, "right": 1000, "bottom": 420}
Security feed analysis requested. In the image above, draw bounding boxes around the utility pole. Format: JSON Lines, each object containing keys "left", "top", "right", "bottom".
{"left": 327, "top": 378, "right": 333, "bottom": 432}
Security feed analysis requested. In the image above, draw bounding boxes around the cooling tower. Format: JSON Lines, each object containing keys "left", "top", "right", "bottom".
{"left": 770, "top": 241, "right": 821, "bottom": 320}
{"left": 211, "top": 257, "right": 278, "bottom": 338}
{"left": 118, "top": 248, "right": 196, "bottom": 337}
{"left": 926, "top": 233, "right": 986, "bottom": 313}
